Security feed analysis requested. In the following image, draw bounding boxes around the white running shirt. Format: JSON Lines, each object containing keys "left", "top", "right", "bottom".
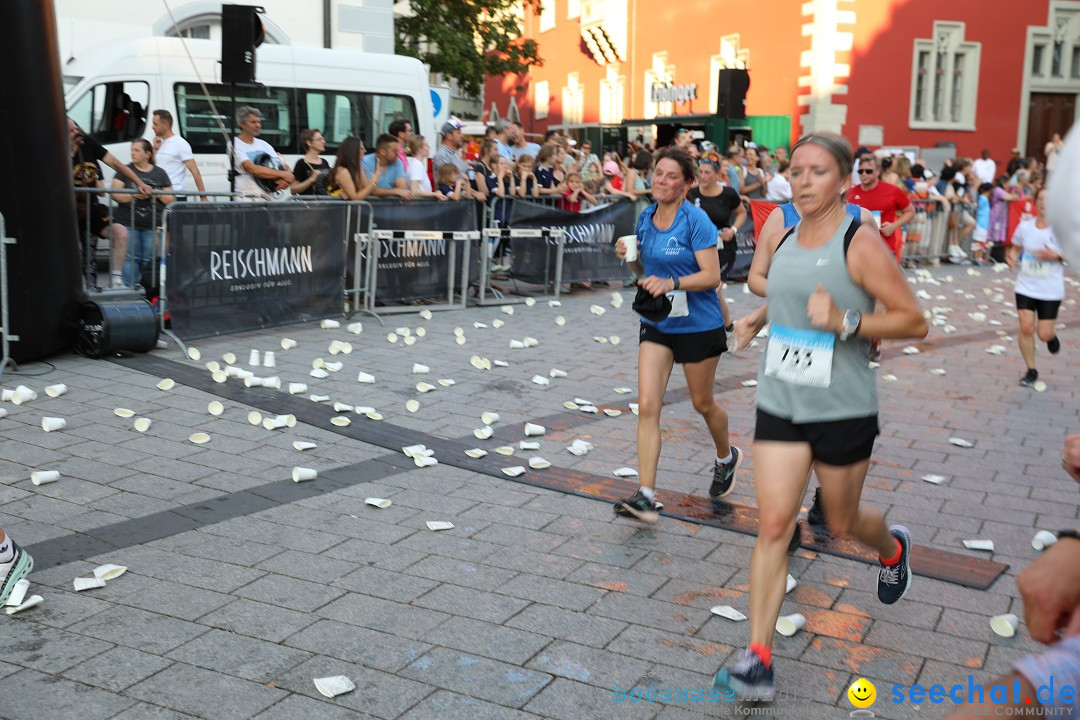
{"left": 1012, "top": 219, "right": 1065, "bottom": 301}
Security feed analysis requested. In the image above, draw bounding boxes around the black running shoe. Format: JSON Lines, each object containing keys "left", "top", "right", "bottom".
{"left": 709, "top": 447, "right": 741, "bottom": 498}
{"left": 877, "top": 525, "right": 912, "bottom": 605}
{"left": 713, "top": 649, "right": 775, "bottom": 702}
{"left": 613, "top": 490, "right": 660, "bottom": 523}
{"left": 1048, "top": 336, "right": 1061, "bottom": 354}
{"left": 1019, "top": 368, "right": 1038, "bottom": 387}
{"left": 807, "top": 487, "right": 826, "bottom": 526}
{"left": 788, "top": 520, "right": 802, "bottom": 553}
{"left": 869, "top": 339, "right": 882, "bottom": 362}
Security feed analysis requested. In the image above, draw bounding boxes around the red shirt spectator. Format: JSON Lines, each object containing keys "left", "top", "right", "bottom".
{"left": 848, "top": 154, "right": 914, "bottom": 262}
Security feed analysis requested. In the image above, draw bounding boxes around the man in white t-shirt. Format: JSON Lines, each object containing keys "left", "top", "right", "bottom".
{"left": 151, "top": 109, "right": 207, "bottom": 200}
{"left": 972, "top": 149, "right": 997, "bottom": 184}
{"left": 232, "top": 106, "right": 293, "bottom": 198}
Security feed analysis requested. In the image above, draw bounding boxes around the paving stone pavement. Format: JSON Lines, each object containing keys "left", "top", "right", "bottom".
{"left": 0, "top": 265, "right": 1078, "bottom": 720}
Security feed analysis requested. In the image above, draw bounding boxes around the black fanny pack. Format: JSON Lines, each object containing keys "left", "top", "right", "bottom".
{"left": 631, "top": 285, "right": 672, "bottom": 322}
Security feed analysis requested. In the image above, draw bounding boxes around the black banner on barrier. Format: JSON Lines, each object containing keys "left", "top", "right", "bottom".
{"left": 370, "top": 200, "right": 477, "bottom": 302}
{"left": 166, "top": 203, "right": 347, "bottom": 340}
{"left": 730, "top": 223, "right": 756, "bottom": 281}
{"left": 507, "top": 199, "right": 636, "bottom": 283}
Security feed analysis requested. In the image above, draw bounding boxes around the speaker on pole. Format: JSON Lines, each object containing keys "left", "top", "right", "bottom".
{"left": 221, "top": 4, "right": 265, "bottom": 85}
{"left": 716, "top": 69, "right": 750, "bottom": 120}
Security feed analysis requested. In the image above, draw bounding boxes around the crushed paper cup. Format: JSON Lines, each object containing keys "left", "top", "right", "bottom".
{"left": 474, "top": 426, "right": 494, "bottom": 440}
{"left": 416, "top": 382, "right": 436, "bottom": 393}
{"left": 473, "top": 322, "right": 488, "bottom": 329}
{"left": 1033, "top": 380, "right": 1047, "bottom": 392}
{"left": 328, "top": 340, "right": 344, "bottom": 355}
{"left": 775, "top": 613, "right": 806, "bottom": 636}
{"left": 500, "top": 305, "right": 514, "bottom": 316}
{"left": 549, "top": 300, "right": 562, "bottom": 307}
{"left": 604, "top": 409, "right": 622, "bottom": 417}
{"left": 590, "top": 305, "right": 606, "bottom": 316}
{"left": 357, "top": 371, "right": 375, "bottom": 384}
{"left": 288, "top": 383, "right": 308, "bottom": 395}
{"left": 614, "top": 387, "right": 632, "bottom": 394}
{"left": 613, "top": 467, "right": 639, "bottom": 478}
{"left": 310, "top": 368, "right": 330, "bottom": 379}
{"left": 963, "top": 539, "right": 995, "bottom": 551}
{"left": 310, "top": 394, "right": 330, "bottom": 403}
{"left": 314, "top": 675, "right": 355, "bottom": 698}
{"left": 387, "top": 333, "right": 399, "bottom": 343}
{"left": 438, "top": 379, "right": 455, "bottom": 387}
{"left": 990, "top": 613, "right": 1019, "bottom": 638}
{"left": 563, "top": 401, "right": 579, "bottom": 410}
{"left": 469, "top": 356, "right": 486, "bottom": 370}
{"left": 339, "top": 342, "right": 353, "bottom": 354}
{"left": 426, "top": 520, "right": 455, "bottom": 531}
{"left": 262, "top": 352, "right": 276, "bottom": 368}
{"left": 44, "top": 384, "right": 67, "bottom": 398}
{"left": 365, "top": 498, "right": 392, "bottom": 509}
{"left": 0, "top": 408, "right": 6, "bottom": 419}
{"left": 550, "top": 369, "right": 568, "bottom": 378}
{"left": 524, "top": 423, "right": 546, "bottom": 437}
{"left": 611, "top": 292, "right": 624, "bottom": 308}
{"left": 331, "top": 416, "right": 351, "bottom": 427}
{"left": 293, "top": 441, "right": 317, "bottom": 451}
{"left": 555, "top": 316, "right": 566, "bottom": 326}
{"left": 189, "top": 433, "right": 211, "bottom": 445}
{"left": 495, "top": 446, "right": 515, "bottom": 456}
{"left": 502, "top": 466, "right": 526, "bottom": 477}
{"left": 323, "top": 362, "right": 343, "bottom": 373}
{"left": 453, "top": 327, "right": 465, "bottom": 338}
{"left": 405, "top": 400, "right": 420, "bottom": 413}
{"left": 579, "top": 405, "right": 598, "bottom": 414}
{"left": 882, "top": 374, "right": 898, "bottom": 382}
{"left": 531, "top": 375, "right": 551, "bottom": 386}
{"left": 41, "top": 417, "right": 66, "bottom": 432}
{"left": 492, "top": 319, "right": 505, "bottom": 329}
{"left": 610, "top": 336, "right": 621, "bottom": 346}
{"left": 4, "top": 579, "right": 29, "bottom": 608}
{"left": 187, "top": 347, "right": 201, "bottom": 361}
{"left": 6, "top": 595, "right": 42, "bottom": 614}
{"left": 786, "top": 574, "right": 797, "bottom": 593}
{"left": 333, "top": 402, "right": 354, "bottom": 413}
{"left": 414, "top": 455, "right": 438, "bottom": 467}
{"left": 949, "top": 437, "right": 974, "bottom": 448}
{"left": 263, "top": 416, "right": 288, "bottom": 430}
{"left": 528, "top": 457, "right": 551, "bottom": 469}
{"left": 710, "top": 605, "right": 747, "bottom": 621}
{"left": 929, "top": 368, "right": 947, "bottom": 376}
{"left": 133, "top": 418, "right": 152, "bottom": 433}
{"left": 365, "top": 411, "right": 383, "bottom": 421}
{"left": 519, "top": 440, "right": 540, "bottom": 451}
{"left": 247, "top": 411, "right": 263, "bottom": 425}
{"left": 419, "top": 309, "right": 433, "bottom": 320}
{"left": 509, "top": 339, "right": 526, "bottom": 350}
{"left": 30, "top": 470, "right": 60, "bottom": 486}
{"left": 464, "top": 448, "right": 488, "bottom": 458}
{"left": 593, "top": 336, "right": 609, "bottom": 344}
{"left": 292, "top": 467, "right": 317, "bottom": 482}
{"left": 320, "top": 319, "right": 341, "bottom": 329}
{"left": 986, "top": 345, "right": 1006, "bottom": 355}
{"left": 93, "top": 564, "right": 127, "bottom": 581}
{"left": 922, "top": 474, "right": 947, "bottom": 484}
{"left": 1032, "top": 530, "right": 1057, "bottom": 551}
{"left": 156, "top": 378, "right": 175, "bottom": 391}
{"left": 114, "top": 408, "right": 135, "bottom": 418}
{"left": 281, "top": 338, "right": 298, "bottom": 350}
{"left": 347, "top": 322, "right": 363, "bottom": 335}
{"left": 73, "top": 577, "right": 106, "bottom": 592}
{"left": 492, "top": 360, "right": 506, "bottom": 368}
{"left": 902, "top": 346, "right": 920, "bottom": 355}
{"left": 413, "top": 364, "right": 430, "bottom": 374}
{"left": 212, "top": 371, "right": 227, "bottom": 384}
{"left": 208, "top": 401, "right": 224, "bottom": 416}
{"left": 402, "top": 444, "right": 432, "bottom": 459}
{"left": 222, "top": 352, "right": 237, "bottom": 364}
{"left": 868, "top": 361, "right": 881, "bottom": 369}
{"left": 741, "top": 380, "right": 758, "bottom": 387}
{"left": 523, "top": 337, "right": 539, "bottom": 348}
{"left": 415, "top": 328, "right": 426, "bottom": 339}
{"left": 629, "top": 403, "right": 639, "bottom": 415}
{"left": 567, "top": 439, "right": 593, "bottom": 456}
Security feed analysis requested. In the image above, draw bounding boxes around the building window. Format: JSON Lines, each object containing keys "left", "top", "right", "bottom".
{"left": 909, "top": 21, "right": 980, "bottom": 131}
{"left": 599, "top": 65, "right": 624, "bottom": 124}
{"left": 1033, "top": 44, "right": 1046, "bottom": 76}
{"left": 1072, "top": 45, "right": 1080, "bottom": 78}
{"left": 539, "top": 0, "right": 555, "bottom": 32}
{"left": 567, "top": 0, "right": 580, "bottom": 19}
{"left": 562, "top": 73, "right": 584, "bottom": 124}
{"left": 535, "top": 81, "right": 549, "bottom": 120}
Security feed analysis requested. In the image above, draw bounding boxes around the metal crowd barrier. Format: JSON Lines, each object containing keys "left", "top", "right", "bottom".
{"left": 361, "top": 229, "right": 478, "bottom": 316}
{"left": 0, "top": 213, "right": 16, "bottom": 381}
{"left": 475, "top": 228, "right": 567, "bottom": 305}
{"left": 901, "top": 197, "right": 950, "bottom": 265}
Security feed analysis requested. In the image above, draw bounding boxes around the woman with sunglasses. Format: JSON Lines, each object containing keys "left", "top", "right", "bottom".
{"left": 714, "top": 132, "right": 927, "bottom": 701}
{"left": 689, "top": 151, "right": 746, "bottom": 331}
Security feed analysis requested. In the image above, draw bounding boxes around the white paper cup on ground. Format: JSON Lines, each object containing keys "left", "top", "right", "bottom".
{"left": 524, "top": 423, "right": 546, "bottom": 436}
{"left": 208, "top": 401, "right": 225, "bottom": 416}
{"left": 93, "top": 564, "right": 127, "bottom": 581}
{"left": 775, "top": 613, "right": 806, "bottom": 636}
{"left": 133, "top": 418, "right": 152, "bottom": 433}
{"left": 281, "top": 338, "right": 298, "bottom": 350}
{"left": 320, "top": 319, "right": 341, "bottom": 329}
{"left": 41, "top": 417, "right": 66, "bottom": 432}
{"left": 1032, "top": 530, "right": 1058, "bottom": 551}
{"left": 189, "top": 432, "right": 211, "bottom": 445}
{"left": 474, "top": 426, "right": 494, "bottom": 440}
{"left": 710, "top": 605, "right": 747, "bottom": 622}
{"left": 619, "top": 234, "right": 638, "bottom": 262}
{"left": 426, "top": 521, "right": 454, "bottom": 531}
{"left": 990, "top": 613, "right": 1019, "bottom": 638}
{"left": 365, "top": 498, "right": 392, "bottom": 509}
{"left": 5, "top": 579, "right": 29, "bottom": 608}
{"left": 292, "top": 467, "right": 317, "bottom": 482}
{"left": 314, "top": 675, "right": 355, "bottom": 698}
{"left": 413, "top": 363, "right": 430, "bottom": 374}
{"left": 6, "top": 595, "right": 42, "bottom": 614}
{"left": 44, "top": 384, "right": 67, "bottom": 398}
{"left": 14, "top": 385, "right": 37, "bottom": 403}
{"left": 293, "top": 441, "right": 317, "bottom": 451}
{"left": 481, "top": 412, "right": 500, "bottom": 425}
{"left": 73, "top": 576, "right": 106, "bottom": 592}
{"left": 263, "top": 351, "right": 276, "bottom": 368}
{"left": 249, "top": 349, "right": 261, "bottom": 366}
{"left": 30, "top": 471, "right": 60, "bottom": 486}
{"left": 288, "top": 383, "right": 308, "bottom": 395}
{"left": 357, "top": 371, "right": 375, "bottom": 384}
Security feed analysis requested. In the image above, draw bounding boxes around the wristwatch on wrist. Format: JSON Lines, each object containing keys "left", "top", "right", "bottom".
{"left": 839, "top": 308, "right": 862, "bottom": 341}
{"left": 1058, "top": 529, "right": 1080, "bottom": 543}
{"left": 671, "top": 276, "right": 680, "bottom": 291}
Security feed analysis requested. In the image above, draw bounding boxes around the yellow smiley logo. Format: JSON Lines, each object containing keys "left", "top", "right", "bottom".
{"left": 848, "top": 678, "right": 876, "bottom": 709}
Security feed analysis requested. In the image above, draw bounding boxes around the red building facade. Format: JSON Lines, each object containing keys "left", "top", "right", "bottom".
{"left": 484, "top": 0, "right": 1080, "bottom": 160}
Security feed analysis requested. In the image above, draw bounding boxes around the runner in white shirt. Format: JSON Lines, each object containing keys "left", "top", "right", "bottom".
{"left": 151, "top": 109, "right": 207, "bottom": 200}
{"left": 1009, "top": 186, "right": 1065, "bottom": 388}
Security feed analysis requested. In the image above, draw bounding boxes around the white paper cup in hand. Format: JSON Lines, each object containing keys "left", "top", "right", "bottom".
{"left": 619, "top": 234, "right": 638, "bottom": 262}
{"left": 775, "top": 613, "right": 806, "bottom": 637}
{"left": 990, "top": 613, "right": 1019, "bottom": 638}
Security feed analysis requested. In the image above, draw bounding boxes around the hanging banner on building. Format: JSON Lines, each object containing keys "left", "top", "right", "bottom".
{"left": 369, "top": 199, "right": 477, "bottom": 302}
{"left": 166, "top": 203, "right": 348, "bottom": 340}
{"left": 1006, "top": 198, "right": 1035, "bottom": 245}
{"left": 507, "top": 199, "right": 636, "bottom": 283}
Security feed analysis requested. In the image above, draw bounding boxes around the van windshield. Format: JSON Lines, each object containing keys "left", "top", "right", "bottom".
{"left": 174, "top": 83, "right": 418, "bottom": 155}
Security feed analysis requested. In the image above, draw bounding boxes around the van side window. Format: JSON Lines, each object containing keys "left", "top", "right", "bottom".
{"left": 68, "top": 81, "right": 149, "bottom": 145}
{"left": 301, "top": 90, "right": 417, "bottom": 152}
{"left": 174, "top": 83, "right": 293, "bottom": 153}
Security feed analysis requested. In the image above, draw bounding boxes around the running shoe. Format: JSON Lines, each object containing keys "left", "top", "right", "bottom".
{"left": 713, "top": 649, "right": 775, "bottom": 701}
{"left": 788, "top": 520, "right": 802, "bottom": 553}
{"left": 0, "top": 542, "right": 33, "bottom": 606}
{"left": 613, "top": 490, "right": 660, "bottom": 523}
{"left": 1048, "top": 336, "right": 1061, "bottom": 355}
{"left": 877, "top": 525, "right": 912, "bottom": 605}
{"left": 869, "top": 339, "right": 882, "bottom": 362}
{"left": 1019, "top": 368, "right": 1039, "bottom": 387}
{"left": 709, "top": 447, "right": 741, "bottom": 498}
{"left": 807, "top": 487, "right": 827, "bottom": 526}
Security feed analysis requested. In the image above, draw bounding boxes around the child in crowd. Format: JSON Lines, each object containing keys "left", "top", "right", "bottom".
{"left": 437, "top": 164, "right": 466, "bottom": 201}
{"left": 534, "top": 145, "right": 563, "bottom": 195}
{"left": 972, "top": 182, "right": 993, "bottom": 265}
{"left": 560, "top": 172, "right": 597, "bottom": 212}
{"left": 515, "top": 154, "right": 539, "bottom": 197}
{"left": 601, "top": 159, "right": 637, "bottom": 201}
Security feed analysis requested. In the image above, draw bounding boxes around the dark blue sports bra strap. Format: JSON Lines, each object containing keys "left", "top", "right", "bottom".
{"left": 843, "top": 217, "right": 861, "bottom": 258}
{"left": 774, "top": 227, "right": 796, "bottom": 254}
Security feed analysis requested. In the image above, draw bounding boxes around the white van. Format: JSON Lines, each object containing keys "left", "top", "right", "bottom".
{"left": 64, "top": 37, "right": 435, "bottom": 192}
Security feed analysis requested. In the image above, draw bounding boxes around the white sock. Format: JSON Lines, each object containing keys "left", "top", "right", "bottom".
{"left": 716, "top": 451, "right": 733, "bottom": 465}
{"left": 638, "top": 486, "right": 655, "bottom": 502}
{"left": 0, "top": 539, "right": 13, "bottom": 564}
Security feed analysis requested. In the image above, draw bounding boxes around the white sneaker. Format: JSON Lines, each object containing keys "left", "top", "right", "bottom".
{"left": 111, "top": 275, "right": 126, "bottom": 289}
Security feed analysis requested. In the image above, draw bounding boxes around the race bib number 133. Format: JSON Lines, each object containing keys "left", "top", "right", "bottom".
{"left": 764, "top": 324, "right": 835, "bottom": 388}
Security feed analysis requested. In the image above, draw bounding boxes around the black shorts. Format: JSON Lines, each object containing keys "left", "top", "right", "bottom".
{"left": 639, "top": 324, "right": 727, "bottom": 364}
{"left": 754, "top": 408, "right": 879, "bottom": 466}
{"left": 1015, "top": 293, "right": 1061, "bottom": 320}
{"left": 718, "top": 243, "right": 737, "bottom": 281}
{"left": 83, "top": 202, "right": 112, "bottom": 238}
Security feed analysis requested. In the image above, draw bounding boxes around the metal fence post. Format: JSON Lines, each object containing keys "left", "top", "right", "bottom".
{"left": 0, "top": 212, "right": 19, "bottom": 381}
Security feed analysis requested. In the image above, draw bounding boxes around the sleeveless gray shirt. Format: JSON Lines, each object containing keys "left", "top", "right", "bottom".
{"left": 756, "top": 215, "right": 877, "bottom": 423}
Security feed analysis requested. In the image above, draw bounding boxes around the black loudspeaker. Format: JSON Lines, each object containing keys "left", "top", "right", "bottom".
{"left": 717, "top": 69, "right": 750, "bottom": 120}
{"left": 221, "top": 4, "right": 265, "bottom": 84}
{"left": 75, "top": 300, "right": 160, "bottom": 359}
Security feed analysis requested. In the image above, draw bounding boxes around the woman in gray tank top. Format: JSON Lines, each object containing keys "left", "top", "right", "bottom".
{"left": 714, "top": 132, "right": 929, "bottom": 702}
